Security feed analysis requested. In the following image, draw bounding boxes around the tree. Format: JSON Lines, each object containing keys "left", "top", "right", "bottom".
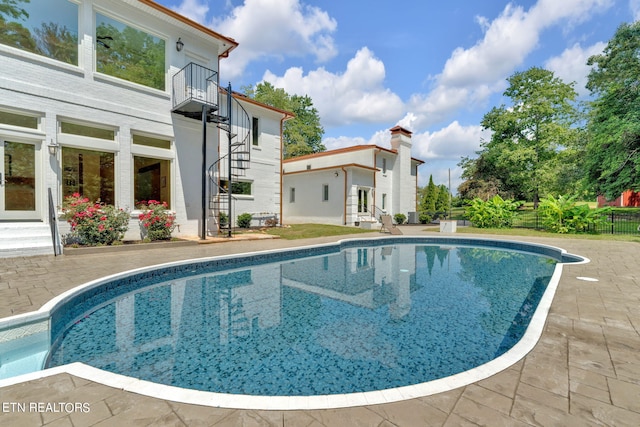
{"left": 420, "top": 175, "right": 437, "bottom": 213}
{"left": 585, "top": 21, "right": 640, "bottom": 199}
{"left": 435, "top": 184, "right": 450, "bottom": 215}
{"left": 462, "top": 67, "right": 580, "bottom": 207}
{"left": 244, "top": 82, "right": 324, "bottom": 158}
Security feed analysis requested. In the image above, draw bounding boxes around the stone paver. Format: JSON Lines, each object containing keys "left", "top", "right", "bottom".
{"left": 1, "top": 229, "right": 639, "bottom": 426}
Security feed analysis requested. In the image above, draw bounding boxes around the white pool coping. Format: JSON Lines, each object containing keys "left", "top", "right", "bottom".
{"left": 0, "top": 237, "right": 589, "bottom": 410}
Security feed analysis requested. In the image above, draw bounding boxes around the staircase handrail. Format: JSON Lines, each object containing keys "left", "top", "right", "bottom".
{"left": 48, "top": 188, "right": 63, "bottom": 256}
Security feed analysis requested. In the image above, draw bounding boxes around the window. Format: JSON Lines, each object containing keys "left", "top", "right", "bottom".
{"left": 322, "top": 184, "right": 329, "bottom": 201}
{"left": 220, "top": 180, "right": 252, "bottom": 195}
{"left": 134, "top": 156, "right": 171, "bottom": 207}
{"left": 290, "top": 187, "right": 295, "bottom": 203}
{"left": 357, "top": 188, "right": 368, "bottom": 213}
{"left": 382, "top": 193, "right": 387, "bottom": 210}
{"left": 60, "top": 122, "right": 115, "bottom": 140}
{"left": 252, "top": 117, "right": 259, "bottom": 146}
{"left": 62, "top": 147, "right": 115, "bottom": 204}
{"left": 0, "top": 110, "right": 39, "bottom": 129}
{"left": 132, "top": 134, "right": 171, "bottom": 150}
{"left": 382, "top": 158, "right": 387, "bottom": 174}
{"left": 95, "top": 13, "right": 165, "bottom": 90}
{"left": 0, "top": 0, "right": 78, "bottom": 65}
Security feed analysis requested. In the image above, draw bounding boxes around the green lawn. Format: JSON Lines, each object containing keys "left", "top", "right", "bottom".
{"left": 265, "top": 224, "right": 377, "bottom": 240}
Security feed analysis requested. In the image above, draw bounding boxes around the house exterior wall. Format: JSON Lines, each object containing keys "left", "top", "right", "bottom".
{"left": 0, "top": 0, "right": 286, "bottom": 237}
{"left": 284, "top": 169, "right": 346, "bottom": 225}
{"left": 283, "top": 129, "right": 423, "bottom": 226}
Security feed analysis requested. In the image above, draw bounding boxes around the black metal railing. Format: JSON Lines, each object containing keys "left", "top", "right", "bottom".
{"left": 48, "top": 188, "right": 63, "bottom": 256}
{"left": 508, "top": 210, "right": 640, "bottom": 235}
{"left": 172, "top": 63, "right": 219, "bottom": 112}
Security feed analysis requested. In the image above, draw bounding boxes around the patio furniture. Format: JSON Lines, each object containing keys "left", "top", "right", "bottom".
{"left": 380, "top": 215, "right": 403, "bottom": 235}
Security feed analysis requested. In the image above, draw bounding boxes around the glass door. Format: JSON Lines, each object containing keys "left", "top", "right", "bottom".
{"left": 0, "top": 140, "right": 40, "bottom": 219}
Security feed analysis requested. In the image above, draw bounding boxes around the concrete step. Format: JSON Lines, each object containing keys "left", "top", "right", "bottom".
{"left": 0, "top": 223, "right": 54, "bottom": 258}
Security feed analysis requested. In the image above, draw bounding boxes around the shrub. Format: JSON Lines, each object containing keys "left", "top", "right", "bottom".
{"left": 539, "top": 195, "right": 611, "bottom": 233}
{"left": 419, "top": 212, "right": 432, "bottom": 224}
{"left": 138, "top": 200, "right": 177, "bottom": 241}
{"left": 394, "top": 213, "right": 407, "bottom": 225}
{"left": 218, "top": 211, "right": 228, "bottom": 228}
{"left": 465, "top": 195, "right": 521, "bottom": 228}
{"left": 62, "top": 193, "right": 129, "bottom": 246}
{"left": 237, "top": 212, "right": 253, "bottom": 228}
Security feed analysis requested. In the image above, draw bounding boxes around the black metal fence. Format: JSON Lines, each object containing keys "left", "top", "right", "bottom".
{"left": 509, "top": 210, "right": 640, "bottom": 234}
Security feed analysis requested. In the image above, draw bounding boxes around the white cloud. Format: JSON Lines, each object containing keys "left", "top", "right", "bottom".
{"left": 211, "top": 0, "right": 337, "bottom": 80}
{"left": 262, "top": 47, "right": 405, "bottom": 127}
{"left": 630, "top": 0, "right": 640, "bottom": 20}
{"left": 170, "top": 0, "right": 209, "bottom": 23}
{"left": 411, "top": 121, "right": 490, "bottom": 161}
{"left": 406, "top": 0, "right": 613, "bottom": 128}
{"left": 544, "top": 42, "right": 606, "bottom": 96}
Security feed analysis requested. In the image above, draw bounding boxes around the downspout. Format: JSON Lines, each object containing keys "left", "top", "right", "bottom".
{"left": 374, "top": 148, "right": 380, "bottom": 218}
{"left": 341, "top": 166, "right": 348, "bottom": 225}
{"left": 200, "top": 104, "right": 207, "bottom": 240}
{"left": 279, "top": 116, "right": 286, "bottom": 226}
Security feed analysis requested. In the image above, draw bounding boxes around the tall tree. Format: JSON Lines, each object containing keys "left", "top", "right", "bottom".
{"left": 435, "top": 184, "right": 450, "bottom": 214}
{"left": 585, "top": 21, "right": 640, "bottom": 199}
{"left": 420, "top": 175, "right": 438, "bottom": 213}
{"left": 463, "top": 67, "right": 580, "bottom": 206}
{"left": 244, "top": 82, "right": 324, "bottom": 158}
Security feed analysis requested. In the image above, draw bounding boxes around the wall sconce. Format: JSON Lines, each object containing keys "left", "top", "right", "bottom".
{"left": 48, "top": 140, "right": 59, "bottom": 156}
{"left": 176, "top": 37, "right": 184, "bottom": 52}
{"left": 334, "top": 171, "right": 339, "bottom": 177}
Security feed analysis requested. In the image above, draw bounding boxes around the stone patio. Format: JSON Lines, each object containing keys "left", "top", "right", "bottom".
{"left": 1, "top": 229, "right": 639, "bottom": 426}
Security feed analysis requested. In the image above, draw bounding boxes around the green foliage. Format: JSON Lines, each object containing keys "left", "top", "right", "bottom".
{"left": 585, "top": 21, "right": 640, "bottom": 199}
{"left": 237, "top": 212, "right": 253, "bottom": 228}
{"left": 418, "top": 212, "right": 432, "bottom": 224}
{"left": 244, "top": 82, "right": 325, "bottom": 158}
{"left": 62, "top": 193, "right": 129, "bottom": 246}
{"left": 138, "top": 200, "right": 177, "bottom": 241}
{"left": 436, "top": 184, "right": 450, "bottom": 214}
{"left": 460, "top": 67, "right": 582, "bottom": 204}
{"left": 218, "top": 211, "right": 228, "bottom": 227}
{"left": 465, "top": 195, "right": 522, "bottom": 228}
{"left": 538, "top": 195, "right": 611, "bottom": 234}
{"left": 393, "top": 213, "right": 407, "bottom": 225}
{"left": 421, "top": 175, "right": 437, "bottom": 213}
{"left": 420, "top": 176, "right": 450, "bottom": 220}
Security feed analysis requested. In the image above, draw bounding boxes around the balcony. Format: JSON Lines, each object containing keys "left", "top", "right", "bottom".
{"left": 171, "top": 63, "right": 220, "bottom": 120}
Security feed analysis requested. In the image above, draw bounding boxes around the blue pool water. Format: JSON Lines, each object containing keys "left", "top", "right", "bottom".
{"left": 46, "top": 241, "right": 559, "bottom": 396}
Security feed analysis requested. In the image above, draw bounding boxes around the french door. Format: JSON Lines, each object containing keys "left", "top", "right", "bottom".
{"left": 0, "top": 140, "right": 41, "bottom": 220}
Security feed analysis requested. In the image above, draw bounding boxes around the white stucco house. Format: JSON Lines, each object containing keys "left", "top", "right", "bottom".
{"left": 0, "top": 0, "right": 292, "bottom": 256}
{"left": 282, "top": 126, "right": 424, "bottom": 226}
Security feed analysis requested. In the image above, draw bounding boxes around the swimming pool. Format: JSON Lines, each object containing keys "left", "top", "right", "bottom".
{"left": 0, "top": 237, "right": 587, "bottom": 409}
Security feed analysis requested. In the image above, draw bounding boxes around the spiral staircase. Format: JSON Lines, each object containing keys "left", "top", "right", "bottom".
{"left": 172, "top": 63, "right": 251, "bottom": 236}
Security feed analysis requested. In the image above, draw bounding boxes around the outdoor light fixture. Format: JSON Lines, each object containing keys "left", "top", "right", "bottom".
{"left": 176, "top": 37, "right": 184, "bottom": 52}
{"left": 48, "top": 140, "right": 59, "bottom": 156}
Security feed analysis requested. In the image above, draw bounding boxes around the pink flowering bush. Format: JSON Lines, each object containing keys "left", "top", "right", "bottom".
{"left": 62, "top": 193, "right": 129, "bottom": 246}
{"left": 137, "top": 200, "right": 177, "bottom": 241}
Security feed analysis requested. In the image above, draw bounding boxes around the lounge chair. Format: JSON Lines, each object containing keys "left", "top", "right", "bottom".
{"left": 380, "top": 215, "right": 403, "bottom": 235}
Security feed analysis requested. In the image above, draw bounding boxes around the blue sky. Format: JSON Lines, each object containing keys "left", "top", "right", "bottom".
{"left": 156, "top": 0, "right": 639, "bottom": 190}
